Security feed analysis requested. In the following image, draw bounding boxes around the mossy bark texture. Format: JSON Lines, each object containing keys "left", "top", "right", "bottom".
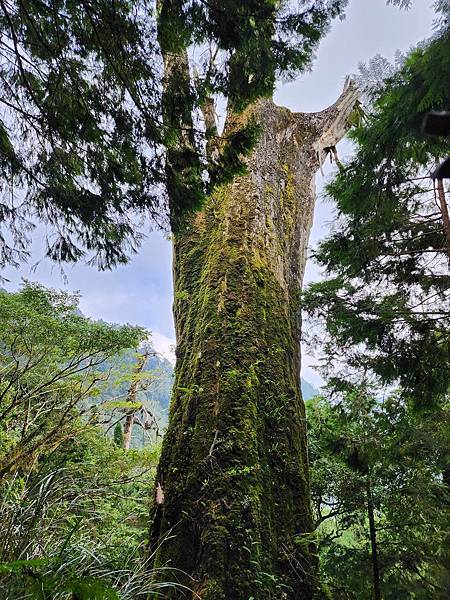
{"left": 150, "top": 84, "right": 358, "bottom": 599}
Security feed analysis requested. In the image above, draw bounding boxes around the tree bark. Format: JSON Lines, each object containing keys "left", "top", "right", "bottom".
{"left": 436, "top": 179, "right": 450, "bottom": 260}
{"left": 150, "top": 82, "right": 359, "bottom": 599}
{"left": 367, "top": 477, "right": 382, "bottom": 600}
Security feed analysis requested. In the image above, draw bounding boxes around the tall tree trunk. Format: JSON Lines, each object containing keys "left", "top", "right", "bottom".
{"left": 150, "top": 83, "right": 359, "bottom": 599}
{"left": 123, "top": 352, "right": 149, "bottom": 450}
{"left": 367, "top": 477, "right": 382, "bottom": 600}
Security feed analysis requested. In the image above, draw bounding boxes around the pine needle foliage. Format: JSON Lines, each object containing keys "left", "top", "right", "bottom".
{"left": 0, "top": 0, "right": 347, "bottom": 269}
{"left": 302, "top": 29, "right": 450, "bottom": 408}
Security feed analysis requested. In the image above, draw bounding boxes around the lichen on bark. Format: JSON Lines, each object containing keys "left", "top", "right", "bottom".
{"left": 150, "top": 85, "right": 359, "bottom": 599}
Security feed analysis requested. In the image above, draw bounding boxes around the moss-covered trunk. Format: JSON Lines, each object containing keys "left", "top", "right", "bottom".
{"left": 150, "top": 86, "right": 358, "bottom": 599}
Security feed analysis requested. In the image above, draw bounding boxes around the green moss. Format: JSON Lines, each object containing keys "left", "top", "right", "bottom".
{"left": 149, "top": 176, "right": 318, "bottom": 598}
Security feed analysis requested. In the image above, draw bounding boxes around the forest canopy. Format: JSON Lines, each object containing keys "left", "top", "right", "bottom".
{"left": 300, "top": 21, "right": 450, "bottom": 599}
{"left": 302, "top": 27, "right": 450, "bottom": 408}
{"left": 0, "top": 0, "right": 347, "bottom": 269}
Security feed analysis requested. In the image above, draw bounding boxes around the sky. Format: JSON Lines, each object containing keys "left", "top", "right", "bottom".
{"left": 1, "top": 0, "right": 437, "bottom": 385}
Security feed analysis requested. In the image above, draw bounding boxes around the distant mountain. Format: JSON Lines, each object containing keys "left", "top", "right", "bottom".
{"left": 301, "top": 378, "right": 320, "bottom": 401}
